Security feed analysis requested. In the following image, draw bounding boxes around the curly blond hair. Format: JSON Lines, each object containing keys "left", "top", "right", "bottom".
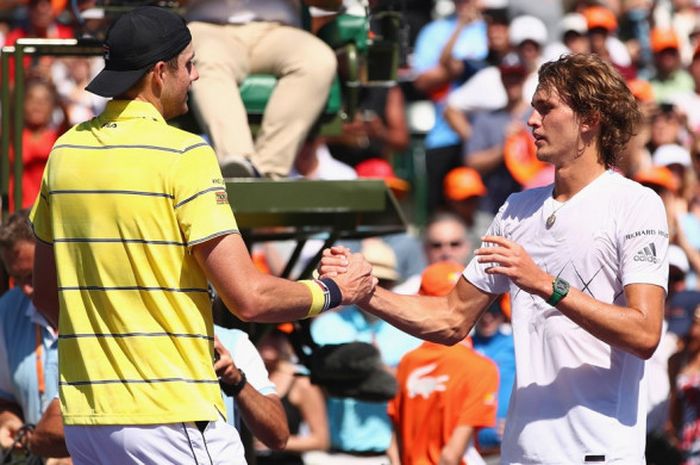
{"left": 537, "top": 54, "right": 641, "bottom": 168}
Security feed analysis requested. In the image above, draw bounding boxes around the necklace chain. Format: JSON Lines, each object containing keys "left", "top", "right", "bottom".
{"left": 546, "top": 198, "right": 568, "bottom": 229}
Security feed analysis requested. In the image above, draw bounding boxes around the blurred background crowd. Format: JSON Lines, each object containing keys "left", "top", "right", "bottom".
{"left": 3, "top": 0, "right": 700, "bottom": 464}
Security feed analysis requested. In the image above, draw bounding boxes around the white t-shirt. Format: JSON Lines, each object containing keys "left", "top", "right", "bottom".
{"left": 464, "top": 170, "right": 669, "bottom": 464}
{"left": 215, "top": 326, "right": 277, "bottom": 426}
{"left": 446, "top": 66, "right": 539, "bottom": 114}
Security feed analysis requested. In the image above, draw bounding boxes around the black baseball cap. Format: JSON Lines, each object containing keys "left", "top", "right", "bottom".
{"left": 86, "top": 6, "right": 192, "bottom": 98}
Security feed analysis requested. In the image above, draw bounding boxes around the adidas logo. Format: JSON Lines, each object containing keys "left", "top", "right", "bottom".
{"left": 633, "top": 242, "right": 658, "bottom": 264}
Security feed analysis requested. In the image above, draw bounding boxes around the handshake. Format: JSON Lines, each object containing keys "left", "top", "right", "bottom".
{"left": 317, "top": 245, "right": 378, "bottom": 307}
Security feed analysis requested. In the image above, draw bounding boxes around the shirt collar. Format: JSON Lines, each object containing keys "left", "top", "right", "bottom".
{"left": 101, "top": 100, "right": 166, "bottom": 125}
{"left": 25, "top": 301, "right": 57, "bottom": 338}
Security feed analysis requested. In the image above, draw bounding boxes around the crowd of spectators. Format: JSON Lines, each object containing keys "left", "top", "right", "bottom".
{"left": 4, "top": 0, "right": 700, "bottom": 464}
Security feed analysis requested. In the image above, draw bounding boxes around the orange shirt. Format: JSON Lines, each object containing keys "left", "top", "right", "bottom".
{"left": 388, "top": 340, "right": 498, "bottom": 465}
{"left": 9, "top": 127, "right": 60, "bottom": 210}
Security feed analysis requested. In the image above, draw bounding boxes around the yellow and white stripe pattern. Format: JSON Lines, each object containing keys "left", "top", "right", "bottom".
{"left": 30, "top": 100, "right": 237, "bottom": 425}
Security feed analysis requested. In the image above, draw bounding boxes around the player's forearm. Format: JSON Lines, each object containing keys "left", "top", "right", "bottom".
{"left": 224, "top": 274, "right": 323, "bottom": 322}
{"left": 361, "top": 287, "right": 471, "bottom": 344}
{"left": 198, "top": 235, "right": 372, "bottom": 322}
{"left": 552, "top": 284, "right": 664, "bottom": 360}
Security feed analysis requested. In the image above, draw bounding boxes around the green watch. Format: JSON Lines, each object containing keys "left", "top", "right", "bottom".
{"left": 546, "top": 277, "right": 570, "bottom": 306}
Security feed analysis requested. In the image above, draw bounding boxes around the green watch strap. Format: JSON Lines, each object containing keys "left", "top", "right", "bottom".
{"left": 546, "top": 277, "right": 570, "bottom": 306}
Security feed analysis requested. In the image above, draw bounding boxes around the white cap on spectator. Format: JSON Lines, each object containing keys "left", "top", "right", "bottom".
{"left": 509, "top": 15, "right": 547, "bottom": 46}
{"left": 653, "top": 144, "right": 691, "bottom": 167}
{"left": 669, "top": 244, "right": 690, "bottom": 274}
{"left": 481, "top": 0, "right": 509, "bottom": 8}
{"left": 80, "top": 7, "right": 104, "bottom": 20}
{"left": 560, "top": 13, "right": 588, "bottom": 35}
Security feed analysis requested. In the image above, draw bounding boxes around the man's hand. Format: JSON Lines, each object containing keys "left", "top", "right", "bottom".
{"left": 319, "top": 246, "right": 351, "bottom": 277}
{"left": 474, "top": 235, "right": 551, "bottom": 297}
{"left": 0, "top": 412, "right": 23, "bottom": 450}
{"left": 456, "top": 0, "right": 480, "bottom": 25}
{"left": 213, "top": 336, "right": 243, "bottom": 386}
{"left": 319, "top": 246, "right": 377, "bottom": 305}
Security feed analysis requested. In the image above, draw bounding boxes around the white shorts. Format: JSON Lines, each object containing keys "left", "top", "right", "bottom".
{"left": 64, "top": 418, "right": 246, "bottom": 465}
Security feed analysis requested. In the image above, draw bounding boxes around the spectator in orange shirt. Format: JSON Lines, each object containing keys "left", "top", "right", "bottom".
{"left": 9, "top": 77, "right": 67, "bottom": 210}
{"left": 4, "top": 0, "right": 73, "bottom": 84}
{"left": 387, "top": 261, "right": 498, "bottom": 465}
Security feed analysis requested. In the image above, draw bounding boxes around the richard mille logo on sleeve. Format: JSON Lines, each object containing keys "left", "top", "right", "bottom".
{"left": 633, "top": 243, "right": 658, "bottom": 263}
{"left": 624, "top": 229, "right": 668, "bottom": 240}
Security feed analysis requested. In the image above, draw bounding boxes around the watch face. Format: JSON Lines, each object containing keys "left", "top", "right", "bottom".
{"left": 554, "top": 278, "right": 570, "bottom": 294}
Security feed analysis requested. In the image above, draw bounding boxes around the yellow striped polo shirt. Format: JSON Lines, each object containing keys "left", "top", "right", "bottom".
{"left": 29, "top": 100, "right": 237, "bottom": 425}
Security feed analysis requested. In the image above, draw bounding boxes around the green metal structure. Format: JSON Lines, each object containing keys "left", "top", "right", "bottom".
{"left": 1, "top": 38, "right": 103, "bottom": 212}
{"left": 0, "top": 38, "right": 408, "bottom": 249}
{"left": 0, "top": 6, "right": 403, "bottom": 208}
{"left": 0, "top": 9, "right": 409, "bottom": 258}
{"left": 228, "top": 178, "right": 407, "bottom": 278}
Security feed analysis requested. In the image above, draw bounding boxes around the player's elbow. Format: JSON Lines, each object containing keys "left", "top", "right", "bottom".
{"left": 634, "top": 331, "right": 661, "bottom": 360}
{"left": 220, "top": 277, "right": 274, "bottom": 321}
{"left": 227, "top": 298, "right": 259, "bottom": 322}
{"left": 440, "top": 312, "right": 470, "bottom": 345}
{"left": 626, "top": 322, "right": 661, "bottom": 360}
{"left": 219, "top": 290, "right": 260, "bottom": 322}
{"left": 443, "top": 325, "right": 469, "bottom": 345}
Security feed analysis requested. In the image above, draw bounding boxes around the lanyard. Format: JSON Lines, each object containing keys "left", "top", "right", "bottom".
{"left": 34, "top": 325, "right": 45, "bottom": 396}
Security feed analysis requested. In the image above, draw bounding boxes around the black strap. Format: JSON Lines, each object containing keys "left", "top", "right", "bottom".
{"left": 219, "top": 369, "right": 247, "bottom": 397}
{"left": 319, "top": 278, "right": 342, "bottom": 308}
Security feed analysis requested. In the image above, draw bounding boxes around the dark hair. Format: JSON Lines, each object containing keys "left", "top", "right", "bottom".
{"left": 0, "top": 209, "right": 34, "bottom": 251}
{"left": 425, "top": 211, "right": 469, "bottom": 239}
{"left": 484, "top": 8, "right": 509, "bottom": 25}
{"left": 537, "top": 54, "right": 642, "bottom": 168}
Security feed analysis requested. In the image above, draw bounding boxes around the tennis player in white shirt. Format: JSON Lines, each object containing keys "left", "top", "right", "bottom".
{"left": 322, "top": 53, "right": 668, "bottom": 464}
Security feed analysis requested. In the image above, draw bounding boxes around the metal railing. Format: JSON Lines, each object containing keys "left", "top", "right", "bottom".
{"left": 0, "top": 37, "right": 103, "bottom": 212}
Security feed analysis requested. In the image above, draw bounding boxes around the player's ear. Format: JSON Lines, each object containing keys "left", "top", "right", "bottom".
{"left": 152, "top": 61, "right": 167, "bottom": 85}
{"left": 579, "top": 112, "right": 600, "bottom": 135}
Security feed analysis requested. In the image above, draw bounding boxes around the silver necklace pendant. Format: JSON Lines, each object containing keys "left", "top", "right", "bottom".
{"left": 546, "top": 213, "right": 556, "bottom": 229}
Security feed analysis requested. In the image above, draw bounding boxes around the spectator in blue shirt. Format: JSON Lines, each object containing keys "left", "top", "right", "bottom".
{"left": 0, "top": 210, "right": 66, "bottom": 460}
{"left": 412, "top": 0, "right": 488, "bottom": 211}
{"left": 472, "top": 299, "right": 515, "bottom": 461}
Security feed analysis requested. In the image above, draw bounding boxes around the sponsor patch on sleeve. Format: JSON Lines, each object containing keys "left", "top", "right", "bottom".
{"left": 215, "top": 190, "right": 228, "bottom": 205}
